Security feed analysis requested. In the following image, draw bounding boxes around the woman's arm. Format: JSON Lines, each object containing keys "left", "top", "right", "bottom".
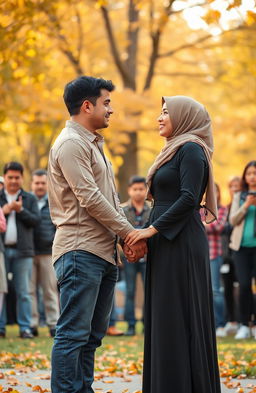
{"left": 126, "top": 143, "right": 208, "bottom": 244}
{"left": 229, "top": 192, "right": 248, "bottom": 226}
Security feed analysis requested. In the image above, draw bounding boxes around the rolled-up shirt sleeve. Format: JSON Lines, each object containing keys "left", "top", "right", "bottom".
{"left": 57, "top": 139, "right": 133, "bottom": 239}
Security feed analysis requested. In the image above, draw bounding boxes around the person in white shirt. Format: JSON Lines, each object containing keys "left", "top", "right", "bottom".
{"left": 0, "top": 162, "right": 40, "bottom": 338}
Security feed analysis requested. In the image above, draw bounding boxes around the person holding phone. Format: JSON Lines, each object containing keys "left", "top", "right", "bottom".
{"left": 229, "top": 160, "right": 256, "bottom": 339}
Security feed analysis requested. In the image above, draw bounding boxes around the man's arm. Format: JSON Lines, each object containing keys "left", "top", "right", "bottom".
{"left": 57, "top": 139, "right": 134, "bottom": 239}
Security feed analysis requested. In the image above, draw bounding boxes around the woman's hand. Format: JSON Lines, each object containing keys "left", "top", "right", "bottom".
{"left": 125, "top": 226, "right": 158, "bottom": 246}
{"left": 244, "top": 194, "right": 256, "bottom": 208}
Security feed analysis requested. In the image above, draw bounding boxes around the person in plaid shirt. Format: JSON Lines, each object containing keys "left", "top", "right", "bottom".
{"left": 205, "top": 183, "right": 228, "bottom": 337}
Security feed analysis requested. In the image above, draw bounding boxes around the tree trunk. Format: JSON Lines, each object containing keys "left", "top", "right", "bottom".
{"left": 117, "top": 131, "right": 138, "bottom": 202}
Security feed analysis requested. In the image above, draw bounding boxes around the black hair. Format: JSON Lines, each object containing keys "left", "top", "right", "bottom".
{"left": 241, "top": 160, "right": 256, "bottom": 191}
{"left": 32, "top": 169, "right": 47, "bottom": 177}
{"left": 63, "top": 76, "right": 115, "bottom": 115}
{"left": 128, "top": 175, "right": 146, "bottom": 186}
{"left": 3, "top": 161, "right": 24, "bottom": 175}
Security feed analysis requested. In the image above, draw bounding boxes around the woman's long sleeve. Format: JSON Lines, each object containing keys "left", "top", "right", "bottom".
{"left": 152, "top": 143, "right": 208, "bottom": 241}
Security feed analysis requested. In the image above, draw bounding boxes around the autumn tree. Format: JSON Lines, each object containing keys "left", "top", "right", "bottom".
{"left": 0, "top": 0, "right": 255, "bottom": 196}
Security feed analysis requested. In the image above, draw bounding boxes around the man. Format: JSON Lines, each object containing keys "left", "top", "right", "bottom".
{"left": 47, "top": 76, "right": 147, "bottom": 392}
{"left": 0, "top": 162, "right": 40, "bottom": 338}
{"left": 30, "top": 169, "right": 59, "bottom": 338}
{"left": 122, "top": 176, "right": 151, "bottom": 336}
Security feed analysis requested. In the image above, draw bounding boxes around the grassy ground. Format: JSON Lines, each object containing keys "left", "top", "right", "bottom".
{"left": 1, "top": 323, "right": 256, "bottom": 378}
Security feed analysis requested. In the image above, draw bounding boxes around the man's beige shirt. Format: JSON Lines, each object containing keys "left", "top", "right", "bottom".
{"left": 48, "top": 120, "right": 133, "bottom": 265}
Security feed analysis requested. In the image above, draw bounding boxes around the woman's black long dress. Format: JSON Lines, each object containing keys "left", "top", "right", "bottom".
{"left": 143, "top": 142, "right": 221, "bottom": 393}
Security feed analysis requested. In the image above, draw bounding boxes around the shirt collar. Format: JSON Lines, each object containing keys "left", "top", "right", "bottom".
{"left": 66, "top": 120, "right": 104, "bottom": 144}
{"left": 4, "top": 189, "right": 21, "bottom": 199}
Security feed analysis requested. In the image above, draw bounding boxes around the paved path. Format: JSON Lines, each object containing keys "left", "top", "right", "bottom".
{"left": 0, "top": 369, "right": 256, "bottom": 392}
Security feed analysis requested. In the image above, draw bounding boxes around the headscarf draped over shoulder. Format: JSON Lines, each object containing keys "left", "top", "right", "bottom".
{"left": 146, "top": 95, "right": 217, "bottom": 223}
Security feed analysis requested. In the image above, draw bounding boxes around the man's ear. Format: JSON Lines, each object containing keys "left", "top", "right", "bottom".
{"left": 81, "top": 100, "right": 93, "bottom": 114}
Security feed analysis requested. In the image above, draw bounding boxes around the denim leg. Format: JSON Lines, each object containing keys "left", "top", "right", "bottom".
{"left": 124, "top": 260, "right": 137, "bottom": 327}
{"left": 82, "top": 263, "right": 118, "bottom": 391}
{"left": 0, "top": 251, "right": 10, "bottom": 332}
{"left": 138, "top": 261, "right": 146, "bottom": 323}
{"left": 51, "top": 251, "right": 117, "bottom": 393}
{"left": 210, "top": 256, "right": 225, "bottom": 328}
{"left": 12, "top": 254, "right": 33, "bottom": 332}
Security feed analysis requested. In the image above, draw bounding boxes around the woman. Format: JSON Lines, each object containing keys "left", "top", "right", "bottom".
{"left": 125, "top": 96, "right": 221, "bottom": 393}
{"left": 229, "top": 161, "right": 256, "bottom": 339}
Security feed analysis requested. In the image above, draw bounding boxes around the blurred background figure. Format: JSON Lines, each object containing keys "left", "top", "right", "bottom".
{"left": 0, "top": 177, "right": 4, "bottom": 191}
{"left": 205, "top": 183, "right": 228, "bottom": 337}
{"left": 0, "top": 206, "right": 7, "bottom": 315}
{"left": 221, "top": 176, "right": 241, "bottom": 336}
{"left": 122, "top": 176, "right": 151, "bottom": 336}
{"left": 0, "top": 162, "right": 40, "bottom": 339}
{"left": 30, "top": 169, "right": 59, "bottom": 338}
{"left": 229, "top": 161, "right": 256, "bottom": 339}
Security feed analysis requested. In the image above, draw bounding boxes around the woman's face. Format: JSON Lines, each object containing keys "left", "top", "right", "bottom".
{"left": 228, "top": 179, "right": 240, "bottom": 197}
{"left": 245, "top": 165, "right": 256, "bottom": 188}
{"left": 157, "top": 102, "right": 173, "bottom": 138}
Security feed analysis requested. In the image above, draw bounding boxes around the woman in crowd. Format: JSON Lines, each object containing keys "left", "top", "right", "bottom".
{"left": 205, "top": 183, "right": 228, "bottom": 337}
{"left": 125, "top": 96, "right": 221, "bottom": 393}
{"left": 229, "top": 161, "right": 256, "bottom": 339}
{"left": 221, "top": 176, "right": 241, "bottom": 335}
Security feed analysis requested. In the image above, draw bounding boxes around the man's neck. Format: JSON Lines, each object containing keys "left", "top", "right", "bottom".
{"left": 5, "top": 189, "right": 20, "bottom": 196}
{"left": 70, "top": 116, "right": 97, "bottom": 135}
{"left": 131, "top": 200, "right": 145, "bottom": 213}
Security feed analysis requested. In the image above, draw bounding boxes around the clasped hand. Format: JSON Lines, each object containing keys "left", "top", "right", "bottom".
{"left": 123, "top": 227, "right": 158, "bottom": 263}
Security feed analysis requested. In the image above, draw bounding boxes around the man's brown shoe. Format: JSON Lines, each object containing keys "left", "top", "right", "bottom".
{"left": 106, "top": 326, "right": 124, "bottom": 336}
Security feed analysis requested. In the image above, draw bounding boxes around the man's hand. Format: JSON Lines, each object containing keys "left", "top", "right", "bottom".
{"left": 2, "top": 203, "right": 12, "bottom": 215}
{"left": 123, "top": 239, "right": 148, "bottom": 263}
{"left": 10, "top": 196, "right": 23, "bottom": 213}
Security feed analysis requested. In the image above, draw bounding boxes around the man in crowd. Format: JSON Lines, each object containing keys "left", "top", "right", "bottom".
{"left": 30, "top": 169, "right": 59, "bottom": 338}
{"left": 122, "top": 176, "right": 151, "bottom": 336}
{"left": 0, "top": 162, "right": 40, "bottom": 338}
{"left": 47, "top": 76, "right": 147, "bottom": 392}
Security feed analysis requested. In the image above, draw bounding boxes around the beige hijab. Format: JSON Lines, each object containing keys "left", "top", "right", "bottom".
{"left": 146, "top": 96, "right": 217, "bottom": 223}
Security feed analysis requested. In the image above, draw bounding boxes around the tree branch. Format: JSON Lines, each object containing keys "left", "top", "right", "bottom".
{"left": 100, "top": 6, "right": 133, "bottom": 88}
{"left": 40, "top": 4, "right": 84, "bottom": 75}
{"left": 159, "top": 25, "right": 250, "bottom": 58}
{"left": 124, "top": 0, "right": 140, "bottom": 90}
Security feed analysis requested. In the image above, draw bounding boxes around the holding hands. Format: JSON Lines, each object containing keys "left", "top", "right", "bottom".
{"left": 122, "top": 226, "right": 158, "bottom": 263}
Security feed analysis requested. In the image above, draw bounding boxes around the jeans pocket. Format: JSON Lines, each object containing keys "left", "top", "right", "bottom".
{"left": 54, "top": 255, "right": 65, "bottom": 285}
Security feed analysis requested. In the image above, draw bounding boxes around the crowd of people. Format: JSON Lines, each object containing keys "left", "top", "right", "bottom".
{"left": 0, "top": 161, "right": 255, "bottom": 342}
{"left": 0, "top": 75, "right": 256, "bottom": 393}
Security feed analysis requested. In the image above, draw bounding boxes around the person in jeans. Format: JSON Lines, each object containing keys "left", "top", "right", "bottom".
{"left": 0, "top": 162, "right": 40, "bottom": 338}
{"left": 30, "top": 169, "right": 59, "bottom": 338}
{"left": 229, "top": 161, "right": 256, "bottom": 339}
{"left": 221, "top": 176, "right": 241, "bottom": 335}
{"left": 47, "top": 76, "right": 147, "bottom": 393}
{"left": 122, "top": 176, "right": 151, "bottom": 336}
{"left": 0, "top": 207, "right": 7, "bottom": 315}
{"left": 205, "top": 183, "right": 228, "bottom": 337}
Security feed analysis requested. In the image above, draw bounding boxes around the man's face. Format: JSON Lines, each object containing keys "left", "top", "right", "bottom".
{"left": 4, "top": 170, "right": 23, "bottom": 194}
{"left": 128, "top": 182, "right": 147, "bottom": 204}
{"left": 90, "top": 89, "right": 113, "bottom": 130}
{"left": 31, "top": 175, "right": 47, "bottom": 198}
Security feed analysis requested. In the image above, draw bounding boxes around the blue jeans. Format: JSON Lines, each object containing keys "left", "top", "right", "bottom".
{"left": 210, "top": 256, "right": 225, "bottom": 328}
{"left": 124, "top": 259, "right": 146, "bottom": 327}
{"left": 51, "top": 250, "right": 118, "bottom": 393}
{"left": 0, "top": 248, "right": 33, "bottom": 332}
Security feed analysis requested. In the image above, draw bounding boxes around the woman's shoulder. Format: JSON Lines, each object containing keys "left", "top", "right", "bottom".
{"left": 178, "top": 142, "right": 206, "bottom": 161}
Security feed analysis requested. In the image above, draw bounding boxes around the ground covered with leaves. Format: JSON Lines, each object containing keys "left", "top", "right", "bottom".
{"left": 1, "top": 324, "right": 256, "bottom": 392}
